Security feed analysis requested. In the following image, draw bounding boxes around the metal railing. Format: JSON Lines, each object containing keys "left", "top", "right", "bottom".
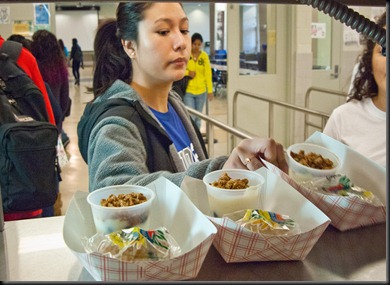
{"left": 304, "top": 86, "right": 347, "bottom": 138}
{"left": 233, "top": 89, "right": 331, "bottom": 140}
{"left": 186, "top": 107, "right": 252, "bottom": 158}
{"left": 186, "top": 87, "right": 347, "bottom": 157}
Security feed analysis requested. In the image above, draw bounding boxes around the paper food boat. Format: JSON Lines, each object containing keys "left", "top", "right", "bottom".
{"left": 63, "top": 177, "right": 217, "bottom": 281}
{"left": 181, "top": 167, "right": 331, "bottom": 263}
{"left": 284, "top": 131, "right": 386, "bottom": 232}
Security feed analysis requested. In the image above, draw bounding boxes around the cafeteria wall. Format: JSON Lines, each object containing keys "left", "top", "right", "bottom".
{"left": 0, "top": 3, "right": 211, "bottom": 51}
{"left": 0, "top": 2, "right": 385, "bottom": 148}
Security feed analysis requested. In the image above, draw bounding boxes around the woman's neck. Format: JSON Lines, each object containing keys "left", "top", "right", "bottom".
{"left": 192, "top": 50, "right": 201, "bottom": 60}
{"left": 130, "top": 81, "right": 170, "bottom": 112}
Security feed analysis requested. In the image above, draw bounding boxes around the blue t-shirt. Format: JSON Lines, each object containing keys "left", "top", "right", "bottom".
{"left": 150, "top": 102, "right": 199, "bottom": 169}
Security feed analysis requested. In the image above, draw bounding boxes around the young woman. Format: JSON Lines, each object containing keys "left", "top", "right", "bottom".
{"left": 183, "top": 32, "right": 214, "bottom": 129}
{"left": 58, "top": 39, "right": 69, "bottom": 60}
{"left": 323, "top": 12, "right": 386, "bottom": 168}
{"left": 78, "top": 2, "right": 288, "bottom": 192}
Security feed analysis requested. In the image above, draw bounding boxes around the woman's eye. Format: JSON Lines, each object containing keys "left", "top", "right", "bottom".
{"left": 158, "top": 30, "right": 169, "bottom": 36}
{"left": 181, "top": 29, "right": 190, "bottom": 35}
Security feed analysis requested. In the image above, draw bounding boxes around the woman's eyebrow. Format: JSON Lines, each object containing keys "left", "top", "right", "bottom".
{"left": 154, "top": 17, "right": 189, "bottom": 25}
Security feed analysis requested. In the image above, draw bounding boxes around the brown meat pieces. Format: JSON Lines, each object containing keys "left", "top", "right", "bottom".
{"left": 290, "top": 150, "right": 334, "bottom": 170}
{"left": 100, "top": 192, "right": 148, "bottom": 207}
{"left": 210, "top": 172, "right": 249, "bottom": 189}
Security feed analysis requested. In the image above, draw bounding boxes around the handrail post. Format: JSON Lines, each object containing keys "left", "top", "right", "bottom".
{"left": 269, "top": 103, "right": 274, "bottom": 138}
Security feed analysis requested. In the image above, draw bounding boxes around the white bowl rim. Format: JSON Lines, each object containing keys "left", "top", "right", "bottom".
{"left": 87, "top": 184, "right": 156, "bottom": 210}
{"left": 286, "top": 143, "right": 340, "bottom": 172}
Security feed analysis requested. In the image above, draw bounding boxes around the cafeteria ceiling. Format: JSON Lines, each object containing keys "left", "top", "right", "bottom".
{"left": 1, "top": 0, "right": 385, "bottom": 6}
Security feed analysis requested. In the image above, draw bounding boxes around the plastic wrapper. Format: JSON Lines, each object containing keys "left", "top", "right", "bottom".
{"left": 224, "top": 209, "right": 301, "bottom": 236}
{"left": 300, "top": 174, "right": 383, "bottom": 206}
{"left": 82, "top": 226, "right": 181, "bottom": 262}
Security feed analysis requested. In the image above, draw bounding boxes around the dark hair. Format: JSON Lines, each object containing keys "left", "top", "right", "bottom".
{"left": 7, "top": 34, "right": 32, "bottom": 51}
{"left": 92, "top": 2, "right": 154, "bottom": 98}
{"left": 92, "top": 18, "right": 132, "bottom": 97}
{"left": 72, "top": 38, "right": 78, "bottom": 46}
{"left": 348, "top": 12, "right": 386, "bottom": 102}
{"left": 191, "top": 32, "right": 203, "bottom": 44}
{"left": 58, "top": 39, "right": 65, "bottom": 50}
{"left": 31, "top": 29, "right": 68, "bottom": 86}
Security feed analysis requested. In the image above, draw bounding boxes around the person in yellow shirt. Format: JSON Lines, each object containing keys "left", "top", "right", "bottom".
{"left": 183, "top": 33, "right": 213, "bottom": 129}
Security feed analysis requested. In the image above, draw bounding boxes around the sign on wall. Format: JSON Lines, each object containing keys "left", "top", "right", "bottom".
{"left": 34, "top": 3, "right": 50, "bottom": 25}
{"left": 311, "top": 22, "right": 326, "bottom": 39}
{"left": 0, "top": 6, "right": 10, "bottom": 24}
{"left": 12, "top": 20, "right": 33, "bottom": 37}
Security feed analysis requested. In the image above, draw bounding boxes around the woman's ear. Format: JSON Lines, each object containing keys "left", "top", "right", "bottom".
{"left": 122, "top": 39, "right": 136, "bottom": 59}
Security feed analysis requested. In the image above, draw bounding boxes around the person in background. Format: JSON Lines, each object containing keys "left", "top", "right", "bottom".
{"left": 7, "top": 34, "right": 64, "bottom": 135}
{"left": 7, "top": 34, "right": 32, "bottom": 51}
{"left": 58, "top": 38, "right": 69, "bottom": 61}
{"left": 183, "top": 32, "right": 213, "bottom": 130}
{"left": 30, "top": 30, "right": 71, "bottom": 216}
{"left": 1, "top": 34, "right": 56, "bottom": 221}
{"left": 77, "top": 3, "right": 288, "bottom": 193}
{"left": 69, "top": 38, "right": 84, "bottom": 86}
{"left": 323, "top": 12, "right": 386, "bottom": 168}
{"left": 31, "top": 30, "right": 71, "bottom": 148}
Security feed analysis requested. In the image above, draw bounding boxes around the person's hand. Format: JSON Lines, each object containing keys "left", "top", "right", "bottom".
{"left": 188, "top": 70, "right": 196, "bottom": 78}
{"left": 81, "top": 63, "right": 84, "bottom": 69}
{"left": 207, "top": 92, "right": 214, "bottom": 101}
{"left": 223, "top": 137, "right": 288, "bottom": 174}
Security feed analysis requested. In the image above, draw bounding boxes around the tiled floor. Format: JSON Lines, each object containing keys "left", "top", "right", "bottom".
{"left": 59, "top": 66, "right": 228, "bottom": 215}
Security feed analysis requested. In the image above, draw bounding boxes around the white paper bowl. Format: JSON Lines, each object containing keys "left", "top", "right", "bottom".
{"left": 87, "top": 185, "right": 155, "bottom": 234}
{"left": 287, "top": 143, "right": 340, "bottom": 182}
{"left": 203, "top": 169, "right": 265, "bottom": 217}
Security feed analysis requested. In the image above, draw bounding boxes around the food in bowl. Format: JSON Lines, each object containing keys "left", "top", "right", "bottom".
{"left": 209, "top": 172, "right": 249, "bottom": 189}
{"left": 290, "top": 150, "right": 334, "bottom": 170}
{"left": 286, "top": 143, "right": 340, "bottom": 182}
{"left": 203, "top": 169, "right": 265, "bottom": 218}
{"left": 87, "top": 185, "right": 155, "bottom": 234}
{"left": 100, "top": 192, "right": 148, "bottom": 207}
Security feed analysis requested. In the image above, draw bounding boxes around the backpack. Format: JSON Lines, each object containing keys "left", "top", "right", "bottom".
{"left": 0, "top": 40, "right": 60, "bottom": 212}
{"left": 73, "top": 46, "right": 83, "bottom": 62}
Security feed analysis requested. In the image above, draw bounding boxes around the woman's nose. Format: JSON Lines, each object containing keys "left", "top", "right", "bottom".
{"left": 173, "top": 31, "right": 187, "bottom": 51}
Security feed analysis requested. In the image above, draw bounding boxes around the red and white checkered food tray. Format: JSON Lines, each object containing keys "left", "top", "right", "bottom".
{"left": 284, "top": 132, "right": 386, "bottom": 232}
{"left": 181, "top": 167, "right": 331, "bottom": 263}
{"left": 63, "top": 177, "right": 217, "bottom": 281}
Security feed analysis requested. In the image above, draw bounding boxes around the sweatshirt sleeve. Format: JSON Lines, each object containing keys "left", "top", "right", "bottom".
{"left": 87, "top": 115, "right": 228, "bottom": 192}
{"left": 203, "top": 51, "right": 214, "bottom": 93}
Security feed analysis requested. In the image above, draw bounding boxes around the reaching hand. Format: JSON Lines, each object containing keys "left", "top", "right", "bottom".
{"left": 223, "top": 137, "right": 288, "bottom": 174}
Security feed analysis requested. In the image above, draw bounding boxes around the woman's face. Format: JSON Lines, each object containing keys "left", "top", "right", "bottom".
{"left": 372, "top": 28, "right": 386, "bottom": 96}
{"left": 192, "top": 39, "right": 202, "bottom": 54}
{"left": 129, "top": 3, "right": 190, "bottom": 86}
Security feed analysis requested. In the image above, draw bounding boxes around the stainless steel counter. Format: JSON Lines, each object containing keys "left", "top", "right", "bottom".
{"left": 0, "top": 216, "right": 386, "bottom": 281}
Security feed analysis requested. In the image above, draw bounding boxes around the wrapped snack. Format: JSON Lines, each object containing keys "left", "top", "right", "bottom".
{"left": 82, "top": 226, "right": 181, "bottom": 262}
{"left": 300, "top": 174, "right": 383, "bottom": 206}
{"left": 224, "top": 209, "right": 301, "bottom": 236}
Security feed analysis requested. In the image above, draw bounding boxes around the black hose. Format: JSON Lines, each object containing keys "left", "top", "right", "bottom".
{"left": 299, "top": 0, "right": 386, "bottom": 54}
